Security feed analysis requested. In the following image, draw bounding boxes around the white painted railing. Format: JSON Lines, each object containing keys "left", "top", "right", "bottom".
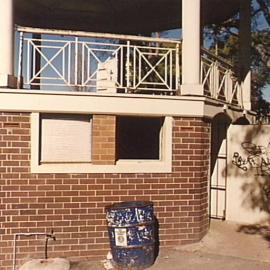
{"left": 201, "top": 49, "right": 243, "bottom": 107}
{"left": 16, "top": 26, "right": 180, "bottom": 94}
{"left": 16, "top": 26, "right": 243, "bottom": 107}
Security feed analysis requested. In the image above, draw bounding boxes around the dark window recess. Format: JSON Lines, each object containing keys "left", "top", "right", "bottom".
{"left": 117, "top": 116, "right": 164, "bottom": 160}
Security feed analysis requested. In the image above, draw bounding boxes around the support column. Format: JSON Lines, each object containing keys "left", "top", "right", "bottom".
{"left": 0, "top": 0, "right": 16, "bottom": 88}
{"left": 240, "top": 0, "right": 251, "bottom": 110}
{"left": 181, "top": 0, "right": 203, "bottom": 95}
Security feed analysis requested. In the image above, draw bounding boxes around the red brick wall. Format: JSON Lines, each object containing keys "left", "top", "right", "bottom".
{"left": 0, "top": 112, "right": 211, "bottom": 270}
{"left": 92, "top": 115, "right": 116, "bottom": 165}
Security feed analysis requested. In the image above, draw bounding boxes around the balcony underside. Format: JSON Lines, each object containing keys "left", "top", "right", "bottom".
{"left": 14, "top": 0, "right": 240, "bottom": 34}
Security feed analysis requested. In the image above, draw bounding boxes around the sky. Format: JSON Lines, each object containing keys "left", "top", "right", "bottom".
{"left": 262, "top": 86, "right": 270, "bottom": 101}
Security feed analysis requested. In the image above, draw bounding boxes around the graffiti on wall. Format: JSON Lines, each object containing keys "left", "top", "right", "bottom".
{"left": 232, "top": 142, "right": 270, "bottom": 176}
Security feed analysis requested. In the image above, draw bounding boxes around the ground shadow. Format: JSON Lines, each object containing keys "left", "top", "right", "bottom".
{"left": 237, "top": 224, "right": 270, "bottom": 244}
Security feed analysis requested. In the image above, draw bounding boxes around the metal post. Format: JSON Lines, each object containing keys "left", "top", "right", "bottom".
{"left": 225, "top": 70, "right": 229, "bottom": 102}
{"left": 175, "top": 43, "right": 180, "bottom": 93}
{"left": 68, "top": 41, "right": 71, "bottom": 85}
{"left": 12, "top": 232, "right": 56, "bottom": 270}
{"left": 133, "top": 45, "right": 136, "bottom": 88}
{"left": 31, "top": 33, "right": 41, "bottom": 90}
{"left": 81, "top": 42, "right": 85, "bottom": 87}
{"left": 170, "top": 49, "right": 173, "bottom": 90}
{"left": 214, "top": 61, "right": 219, "bottom": 98}
{"left": 17, "top": 31, "right": 24, "bottom": 89}
{"left": 75, "top": 37, "right": 79, "bottom": 86}
{"left": 126, "top": 40, "right": 131, "bottom": 89}
{"left": 120, "top": 46, "right": 124, "bottom": 87}
{"left": 27, "top": 39, "right": 30, "bottom": 85}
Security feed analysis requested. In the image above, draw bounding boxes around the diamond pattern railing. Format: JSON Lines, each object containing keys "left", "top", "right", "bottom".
{"left": 201, "top": 49, "right": 243, "bottom": 107}
{"left": 17, "top": 26, "right": 180, "bottom": 94}
{"left": 16, "top": 26, "right": 243, "bottom": 107}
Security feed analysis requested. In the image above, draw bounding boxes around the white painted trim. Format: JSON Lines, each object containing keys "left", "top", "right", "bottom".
{"left": 181, "top": 84, "right": 204, "bottom": 96}
{"left": 0, "top": 0, "right": 14, "bottom": 75}
{"left": 31, "top": 113, "right": 173, "bottom": 173}
{"left": 0, "top": 89, "right": 214, "bottom": 117}
{"left": 31, "top": 113, "right": 40, "bottom": 171}
{"left": 182, "top": 0, "right": 201, "bottom": 86}
{"left": 0, "top": 74, "right": 17, "bottom": 88}
{"left": 0, "top": 89, "right": 206, "bottom": 116}
{"left": 0, "top": 89, "right": 250, "bottom": 120}
{"left": 17, "top": 25, "right": 181, "bottom": 45}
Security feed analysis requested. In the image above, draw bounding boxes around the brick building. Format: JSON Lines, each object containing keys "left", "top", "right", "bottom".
{"left": 0, "top": 0, "right": 254, "bottom": 269}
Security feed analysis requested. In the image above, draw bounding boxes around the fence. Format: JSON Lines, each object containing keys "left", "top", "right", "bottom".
{"left": 17, "top": 26, "right": 180, "bottom": 94}
{"left": 201, "top": 48, "right": 243, "bottom": 106}
{"left": 16, "top": 26, "right": 243, "bottom": 107}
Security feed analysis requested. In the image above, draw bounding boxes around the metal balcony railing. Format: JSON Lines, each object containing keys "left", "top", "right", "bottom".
{"left": 16, "top": 26, "right": 243, "bottom": 107}
{"left": 201, "top": 48, "right": 243, "bottom": 106}
{"left": 16, "top": 26, "right": 180, "bottom": 94}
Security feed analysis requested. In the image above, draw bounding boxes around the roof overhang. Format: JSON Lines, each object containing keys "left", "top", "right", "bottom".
{"left": 14, "top": 0, "right": 240, "bottom": 34}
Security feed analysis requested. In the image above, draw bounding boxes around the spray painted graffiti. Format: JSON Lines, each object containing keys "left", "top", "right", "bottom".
{"left": 232, "top": 142, "right": 270, "bottom": 176}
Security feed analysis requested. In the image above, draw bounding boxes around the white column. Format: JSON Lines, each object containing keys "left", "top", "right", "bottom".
{"left": 181, "top": 0, "right": 203, "bottom": 95}
{"left": 240, "top": 0, "right": 251, "bottom": 110}
{"left": 0, "top": 0, "right": 16, "bottom": 88}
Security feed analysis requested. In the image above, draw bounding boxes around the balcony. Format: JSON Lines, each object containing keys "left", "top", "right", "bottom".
{"left": 16, "top": 26, "right": 243, "bottom": 107}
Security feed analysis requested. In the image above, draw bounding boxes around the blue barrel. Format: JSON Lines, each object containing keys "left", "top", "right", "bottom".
{"left": 105, "top": 201, "right": 156, "bottom": 269}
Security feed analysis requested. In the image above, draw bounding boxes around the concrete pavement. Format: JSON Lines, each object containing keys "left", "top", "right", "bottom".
{"left": 70, "top": 220, "right": 270, "bottom": 270}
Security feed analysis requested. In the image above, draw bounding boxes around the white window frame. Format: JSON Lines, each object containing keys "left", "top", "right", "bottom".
{"left": 31, "top": 113, "right": 173, "bottom": 173}
{"left": 40, "top": 114, "right": 92, "bottom": 163}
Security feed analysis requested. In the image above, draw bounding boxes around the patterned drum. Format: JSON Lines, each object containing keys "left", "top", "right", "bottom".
{"left": 105, "top": 201, "right": 156, "bottom": 269}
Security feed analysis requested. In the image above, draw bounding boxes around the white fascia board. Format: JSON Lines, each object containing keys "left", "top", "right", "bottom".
{"left": 0, "top": 89, "right": 207, "bottom": 117}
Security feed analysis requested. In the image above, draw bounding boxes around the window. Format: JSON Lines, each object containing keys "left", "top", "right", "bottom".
{"left": 39, "top": 114, "right": 92, "bottom": 163}
{"left": 31, "top": 113, "right": 172, "bottom": 173}
{"left": 117, "top": 116, "right": 164, "bottom": 160}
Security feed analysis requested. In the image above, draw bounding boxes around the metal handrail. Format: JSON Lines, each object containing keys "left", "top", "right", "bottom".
{"left": 16, "top": 25, "right": 181, "bottom": 45}
{"left": 200, "top": 49, "right": 242, "bottom": 107}
{"left": 201, "top": 47, "right": 234, "bottom": 69}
